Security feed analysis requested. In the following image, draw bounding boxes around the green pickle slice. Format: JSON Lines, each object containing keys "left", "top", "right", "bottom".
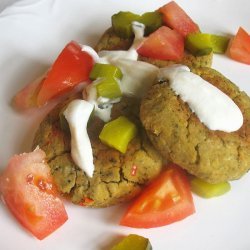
{"left": 90, "top": 63, "right": 123, "bottom": 81}
{"left": 211, "top": 35, "right": 230, "bottom": 53}
{"left": 190, "top": 177, "right": 231, "bottom": 198}
{"left": 112, "top": 11, "right": 162, "bottom": 38}
{"left": 112, "top": 11, "right": 140, "bottom": 38}
{"left": 194, "top": 48, "right": 213, "bottom": 57}
{"left": 111, "top": 234, "right": 152, "bottom": 250}
{"left": 96, "top": 77, "right": 122, "bottom": 99}
{"left": 140, "top": 12, "right": 162, "bottom": 35}
{"left": 99, "top": 116, "right": 137, "bottom": 154}
{"left": 185, "top": 33, "right": 229, "bottom": 55}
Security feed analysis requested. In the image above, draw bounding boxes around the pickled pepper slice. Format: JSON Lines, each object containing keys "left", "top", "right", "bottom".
{"left": 185, "top": 33, "right": 229, "bottom": 55}
{"left": 112, "top": 11, "right": 162, "bottom": 38}
{"left": 211, "top": 35, "right": 230, "bottom": 53}
{"left": 99, "top": 116, "right": 137, "bottom": 153}
{"left": 190, "top": 177, "right": 231, "bottom": 198}
{"left": 111, "top": 234, "right": 152, "bottom": 250}
{"left": 140, "top": 12, "right": 162, "bottom": 35}
{"left": 96, "top": 77, "right": 122, "bottom": 99}
{"left": 112, "top": 11, "right": 140, "bottom": 38}
{"left": 90, "top": 63, "right": 123, "bottom": 81}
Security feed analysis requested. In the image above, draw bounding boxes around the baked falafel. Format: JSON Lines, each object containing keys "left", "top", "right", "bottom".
{"left": 33, "top": 96, "right": 163, "bottom": 207}
{"left": 140, "top": 67, "right": 250, "bottom": 183}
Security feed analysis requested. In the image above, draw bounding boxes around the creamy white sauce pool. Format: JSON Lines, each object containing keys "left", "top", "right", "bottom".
{"left": 114, "top": 59, "right": 158, "bottom": 98}
{"left": 63, "top": 99, "right": 95, "bottom": 177}
{"left": 159, "top": 65, "right": 243, "bottom": 132}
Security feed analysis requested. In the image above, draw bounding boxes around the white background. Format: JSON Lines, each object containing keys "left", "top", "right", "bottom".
{"left": 0, "top": 0, "right": 20, "bottom": 12}
{"left": 0, "top": 1, "right": 250, "bottom": 250}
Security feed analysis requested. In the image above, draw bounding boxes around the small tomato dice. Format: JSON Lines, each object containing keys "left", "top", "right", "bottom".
{"left": 37, "top": 41, "right": 94, "bottom": 106}
{"left": 227, "top": 27, "right": 250, "bottom": 65}
{"left": 159, "top": 1, "right": 199, "bottom": 37}
{"left": 137, "top": 26, "right": 184, "bottom": 61}
{"left": 0, "top": 149, "right": 68, "bottom": 240}
{"left": 120, "top": 164, "right": 195, "bottom": 228}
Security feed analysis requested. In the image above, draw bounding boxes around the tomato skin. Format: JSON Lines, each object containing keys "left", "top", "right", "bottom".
{"left": 0, "top": 149, "right": 68, "bottom": 240}
{"left": 137, "top": 26, "right": 184, "bottom": 61}
{"left": 37, "top": 41, "right": 94, "bottom": 106}
{"left": 159, "top": 1, "right": 199, "bottom": 37}
{"left": 120, "top": 164, "right": 195, "bottom": 228}
{"left": 13, "top": 74, "right": 45, "bottom": 110}
{"left": 227, "top": 27, "right": 250, "bottom": 65}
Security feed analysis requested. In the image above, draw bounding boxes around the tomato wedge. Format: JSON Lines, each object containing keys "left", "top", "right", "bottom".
{"left": 137, "top": 26, "right": 184, "bottom": 61}
{"left": 227, "top": 27, "right": 250, "bottom": 65}
{"left": 13, "top": 74, "right": 45, "bottom": 110}
{"left": 159, "top": 1, "right": 199, "bottom": 37}
{"left": 36, "top": 41, "right": 94, "bottom": 106}
{"left": 0, "top": 149, "right": 68, "bottom": 240}
{"left": 120, "top": 164, "right": 195, "bottom": 228}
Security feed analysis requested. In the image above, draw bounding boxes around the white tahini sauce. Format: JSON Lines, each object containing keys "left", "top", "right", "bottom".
{"left": 159, "top": 65, "right": 243, "bottom": 132}
{"left": 71, "top": 22, "right": 158, "bottom": 174}
{"left": 92, "top": 21, "right": 159, "bottom": 108}
{"left": 114, "top": 59, "right": 158, "bottom": 98}
{"left": 98, "top": 21, "right": 145, "bottom": 63}
{"left": 81, "top": 45, "right": 99, "bottom": 62}
{"left": 84, "top": 82, "right": 119, "bottom": 122}
{"left": 63, "top": 99, "right": 95, "bottom": 177}
{"left": 81, "top": 22, "right": 159, "bottom": 122}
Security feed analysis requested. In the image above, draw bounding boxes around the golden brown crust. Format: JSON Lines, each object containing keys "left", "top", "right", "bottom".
{"left": 33, "top": 97, "right": 163, "bottom": 207}
{"left": 140, "top": 67, "right": 250, "bottom": 183}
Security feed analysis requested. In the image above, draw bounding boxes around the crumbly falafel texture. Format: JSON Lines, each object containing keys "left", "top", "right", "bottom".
{"left": 33, "top": 96, "right": 163, "bottom": 207}
{"left": 140, "top": 67, "right": 250, "bottom": 183}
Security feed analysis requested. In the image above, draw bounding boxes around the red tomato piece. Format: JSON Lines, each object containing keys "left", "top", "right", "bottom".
{"left": 227, "top": 27, "right": 250, "bottom": 65}
{"left": 37, "top": 41, "right": 94, "bottom": 106}
{"left": 137, "top": 26, "right": 184, "bottom": 61}
{"left": 120, "top": 164, "right": 195, "bottom": 228}
{"left": 158, "top": 1, "right": 199, "bottom": 37}
{"left": 13, "top": 74, "right": 45, "bottom": 110}
{"left": 0, "top": 149, "right": 68, "bottom": 240}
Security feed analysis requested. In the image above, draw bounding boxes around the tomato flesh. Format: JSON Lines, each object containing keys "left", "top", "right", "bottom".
{"left": 159, "top": 1, "right": 199, "bottom": 37}
{"left": 0, "top": 149, "right": 68, "bottom": 240}
{"left": 37, "top": 41, "right": 94, "bottom": 106}
{"left": 120, "top": 164, "right": 195, "bottom": 228}
{"left": 13, "top": 74, "right": 45, "bottom": 110}
{"left": 137, "top": 26, "right": 184, "bottom": 61}
{"left": 227, "top": 27, "right": 250, "bottom": 65}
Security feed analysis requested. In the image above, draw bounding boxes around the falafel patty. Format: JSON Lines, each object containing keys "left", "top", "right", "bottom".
{"left": 95, "top": 28, "right": 213, "bottom": 69}
{"left": 140, "top": 67, "right": 250, "bottom": 183}
{"left": 33, "top": 96, "right": 163, "bottom": 207}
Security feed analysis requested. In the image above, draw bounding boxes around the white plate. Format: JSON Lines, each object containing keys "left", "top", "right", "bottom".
{"left": 0, "top": 0, "right": 250, "bottom": 249}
